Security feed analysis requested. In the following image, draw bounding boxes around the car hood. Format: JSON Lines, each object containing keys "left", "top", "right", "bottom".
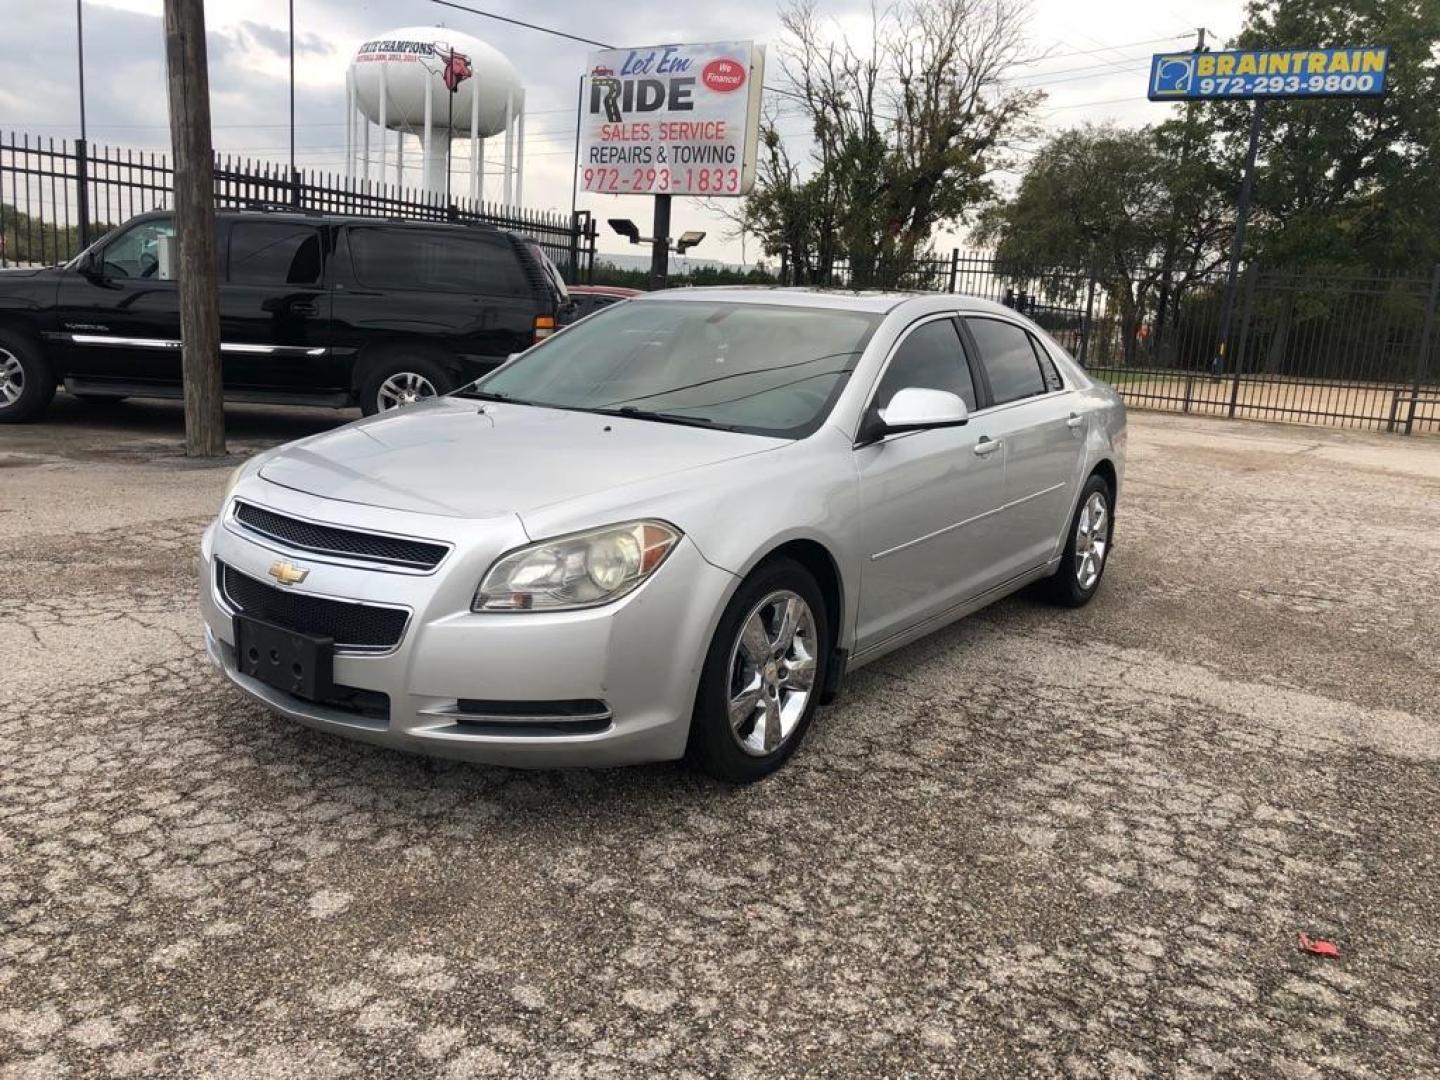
{"left": 258, "top": 397, "right": 786, "bottom": 520}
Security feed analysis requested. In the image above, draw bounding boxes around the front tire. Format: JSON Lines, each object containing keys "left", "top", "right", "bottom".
{"left": 357, "top": 350, "right": 453, "bottom": 416}
{"left": 688, "top": 558, "right": 830, "bottom": 783}
{"left": 0, "top": 331, "right": 57, "bottom": 423}
{"left": 1043, "top": 473, "right": 1114, "bottom": 607}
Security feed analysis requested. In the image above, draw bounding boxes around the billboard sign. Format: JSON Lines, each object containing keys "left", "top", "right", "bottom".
{"left": 1148, "top": 46, "right": 1389, "bottom": 101}
{"left": 579, "top": 41, "right": 766, "bottom": 197}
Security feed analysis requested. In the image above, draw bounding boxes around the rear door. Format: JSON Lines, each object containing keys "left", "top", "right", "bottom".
{"left": 962, "top": 316, "right": 1086, "bottom": 576}
{"left": 218, "top": 219, "right": 333, "bottom": 391}
{"left": 329, "top": 226, "right": 536, "bottom": 376}
{"left": 853, "top": 315, "right": 1009, "bottom": 652}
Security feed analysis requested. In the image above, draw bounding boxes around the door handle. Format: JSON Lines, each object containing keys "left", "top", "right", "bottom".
{"left": 1066, "top": 412, "right": 1085, "bottom": 431}
{"left": 973, "top": 437, "right": 1001, "bottom": 457}
{"left": 290, "top": 301, "right": 319, "bottom": 317}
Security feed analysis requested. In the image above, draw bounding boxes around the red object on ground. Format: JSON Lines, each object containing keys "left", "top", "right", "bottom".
{"left": 1297, "top": 933, "right": 1341, "bottom": 957}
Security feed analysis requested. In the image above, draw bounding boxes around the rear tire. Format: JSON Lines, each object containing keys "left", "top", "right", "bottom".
{"left": 0, "top": 330, "right": 56, "bottom": 423}
{"left": 357, "top": 349, "right": 453, "bottom": 416}
{"left": 1042, "top": 473, "right": 1114, "bottom": 607}
{"left": 687, "top": 558, "right": 830, "bottom": 784}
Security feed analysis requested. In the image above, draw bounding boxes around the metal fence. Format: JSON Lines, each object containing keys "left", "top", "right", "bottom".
{"left": 806, "top": 251, "right": 1440, "bottom": 435}
{"left": 0, "top": 131, "right": 598, "bottom": 282}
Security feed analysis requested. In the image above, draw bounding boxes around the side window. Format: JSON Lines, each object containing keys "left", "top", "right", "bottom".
{"left": 227, "top": 222, "right": 322, "bottom": 285}
{"left": 1030, "top": 334, "right": 1065, "bottom": 392}
{"left": 966, "top": 318, "right": 1046, "bottom": 405}
{"left": 873, "top": 318, "right": 977, "bottom": 412}
{"left": 100, "top": 218, "right": 175, "bottom": 280}
{"left": 347, "top": 228, "right": 530, "bottom": 296}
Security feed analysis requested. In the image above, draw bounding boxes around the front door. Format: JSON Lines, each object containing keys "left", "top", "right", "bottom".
{"left": 853, "top": 315, "right": 1008, "bottom": 653}
{"left": 54, "top": 216, "right": 182, "bottom": 387}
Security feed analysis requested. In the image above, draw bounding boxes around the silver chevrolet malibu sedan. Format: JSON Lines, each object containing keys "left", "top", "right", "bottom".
{"left": 201, "top": 289, "right": 1125, "bottom": 782}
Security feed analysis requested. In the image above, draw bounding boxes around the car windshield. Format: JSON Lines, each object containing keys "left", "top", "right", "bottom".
{"left": 467, "top": 300, "right": 880, "bottom": 438}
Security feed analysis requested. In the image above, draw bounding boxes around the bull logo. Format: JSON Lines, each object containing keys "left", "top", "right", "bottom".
{"left": 441, "top": 47, "right": 473, "bottom": 92}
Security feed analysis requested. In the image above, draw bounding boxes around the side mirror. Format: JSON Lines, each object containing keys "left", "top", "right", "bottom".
{"left": 876, "top": 387, "right": 969, "bottom": 434}
{"left": 76, "top": 249, "right": 102, "bottom": 280}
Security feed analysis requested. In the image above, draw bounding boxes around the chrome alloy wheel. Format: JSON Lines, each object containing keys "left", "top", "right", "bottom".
{"left": 0, "top": 349, "right": 23, "bottom": 407}
{"left": 1075, "top": 490, "right": 1110, "bottom": 591}
{"left": 727, "top": 590, "right": 818, "bottom": 757}
{"left": 376, "top": 371, "right": 438, "bottom": 411}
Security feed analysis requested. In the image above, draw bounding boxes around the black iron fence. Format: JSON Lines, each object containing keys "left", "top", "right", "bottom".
{"left": 4, "top": 129, "right": 1438, "bottom": 435}
{"left": 0, "top": 132, "right": 598, "bottom": 282}
{"left": 802, "top": 250, "right": 1440, "bottom": 435}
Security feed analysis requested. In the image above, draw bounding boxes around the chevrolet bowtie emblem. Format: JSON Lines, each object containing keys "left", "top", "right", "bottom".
{"left": 267, "top": 560, "right": 310, "bottom": 586}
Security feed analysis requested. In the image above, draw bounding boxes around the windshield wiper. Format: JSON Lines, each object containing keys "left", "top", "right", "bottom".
{"left": 594, "top": 406, "right": 728, "bottom": 430}
{"left": 454, "top": 388, "right": 513, "bottom": 402}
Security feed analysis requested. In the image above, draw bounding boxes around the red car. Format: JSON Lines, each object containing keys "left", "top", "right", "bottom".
{"left": 562, "top": 284, "right": 644, "bottom": 324}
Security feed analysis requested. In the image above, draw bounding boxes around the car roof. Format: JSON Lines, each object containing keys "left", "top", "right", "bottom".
{"left": 126, "top": 207, "right": 512, "bottom": 234}
{"left": 635, "top": 286, "right": 1019, "bottom": 317}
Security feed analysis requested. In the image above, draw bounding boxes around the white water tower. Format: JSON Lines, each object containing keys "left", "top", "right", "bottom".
{"left": 345, "top": 26, "right": 526, "bottom": 204}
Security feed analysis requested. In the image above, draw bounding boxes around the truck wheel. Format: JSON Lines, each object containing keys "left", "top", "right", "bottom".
{"left": 0, "top": 331, "right": 57, "bottom": 423}
{"left": 358, "top": 351, "right": 453, "bottom": 416}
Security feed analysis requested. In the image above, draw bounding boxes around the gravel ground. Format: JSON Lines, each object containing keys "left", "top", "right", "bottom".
{"left": 2, "top": 397, "right": 1439, "bottom": 1078}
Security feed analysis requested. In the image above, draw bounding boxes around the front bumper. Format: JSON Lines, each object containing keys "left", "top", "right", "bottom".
{"left": 199, "top": 484, "right": 737, "bottom": 768}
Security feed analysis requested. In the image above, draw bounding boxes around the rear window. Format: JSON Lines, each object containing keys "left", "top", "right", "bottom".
{"left": 227, "top": 222, "right": 322, "bottom": 285}
{"left": 1033, "top": 337, "right": 1065, "bottom": 392}
{"left": 966, "top": 317, "right": 1046, "bottom": 405}
{"left": 347, "top": 227, "right": 530, "bottom": 296}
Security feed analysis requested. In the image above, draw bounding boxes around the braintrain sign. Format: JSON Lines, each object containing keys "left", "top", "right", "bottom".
{"left": 1148, "top": 46, "right": 1390, "bottom": 101}
{"left": 579, "top": 41, "right": 766, "bottom": 197}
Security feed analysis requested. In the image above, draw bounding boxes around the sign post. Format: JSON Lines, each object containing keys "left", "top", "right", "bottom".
{"left": 1147, "top": 46, "right": 1390, "bottom": 376}
{"left": 576, "top": 41, "right": 765, "bottom": 288}
{"left": 1213, "top": 100, "right": 1264, "bottom": 378}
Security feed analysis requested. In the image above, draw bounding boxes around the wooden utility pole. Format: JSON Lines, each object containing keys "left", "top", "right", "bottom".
{"left": 163, "top": 0, "right": 225, "bottom": 456}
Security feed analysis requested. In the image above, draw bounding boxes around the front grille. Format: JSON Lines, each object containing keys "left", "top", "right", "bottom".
{"left": 219, "top": 561, "right": 408, "bottom": 651}
{"left": 234, "top": 501, "right": 449, "bottom": 570}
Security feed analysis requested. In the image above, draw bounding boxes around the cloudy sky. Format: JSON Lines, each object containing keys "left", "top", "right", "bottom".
{"left": 2, "top": 0, "right": 1246, "bottom": 263}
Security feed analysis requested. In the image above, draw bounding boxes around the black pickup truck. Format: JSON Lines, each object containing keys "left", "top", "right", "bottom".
{"left": 0, "top": 209, "right": 569, "bottom": 421}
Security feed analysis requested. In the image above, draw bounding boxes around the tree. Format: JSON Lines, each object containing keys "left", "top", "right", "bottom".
{"left": 0, "top": 204, "right": 115, "bottom": 265}
{"left": 738, "top": 0, "right": 1040, "bottom": 286}
{"left": 975, "top": 124, "right": 1228, "bottom": 363}
{"left": 1220, "top": 0, "right": 1440, "bottom": 272}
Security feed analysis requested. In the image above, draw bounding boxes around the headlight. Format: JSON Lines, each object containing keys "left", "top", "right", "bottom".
{"left": 220, "top": 462, "right": 247, "bottom": 507}
{"left": 473, "top": 521, "right": 680, "bottom": 612}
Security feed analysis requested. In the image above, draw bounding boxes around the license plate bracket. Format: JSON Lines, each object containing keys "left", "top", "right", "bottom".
{"left": 234, "top": 615, "right": 334, "bottom": 701}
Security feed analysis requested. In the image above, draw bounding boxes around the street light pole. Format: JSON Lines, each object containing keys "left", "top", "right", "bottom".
{"left": 76, "top": 0, "right": 87, "bottom": 144}
{"left": 288, "top": 0, "right": 296, "bottom": 179}
{"left": 76, "top": 0, "right": 91, "bottom": 248}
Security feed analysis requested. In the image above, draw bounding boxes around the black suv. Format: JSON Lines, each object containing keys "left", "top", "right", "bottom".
{"left": 0, "top": 209, "right": 568, "bottom": 422}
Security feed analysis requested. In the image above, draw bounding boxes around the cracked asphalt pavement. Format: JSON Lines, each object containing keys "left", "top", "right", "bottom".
{"left": 2, "top": 397, "right": 1439, "bottom": 1078}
